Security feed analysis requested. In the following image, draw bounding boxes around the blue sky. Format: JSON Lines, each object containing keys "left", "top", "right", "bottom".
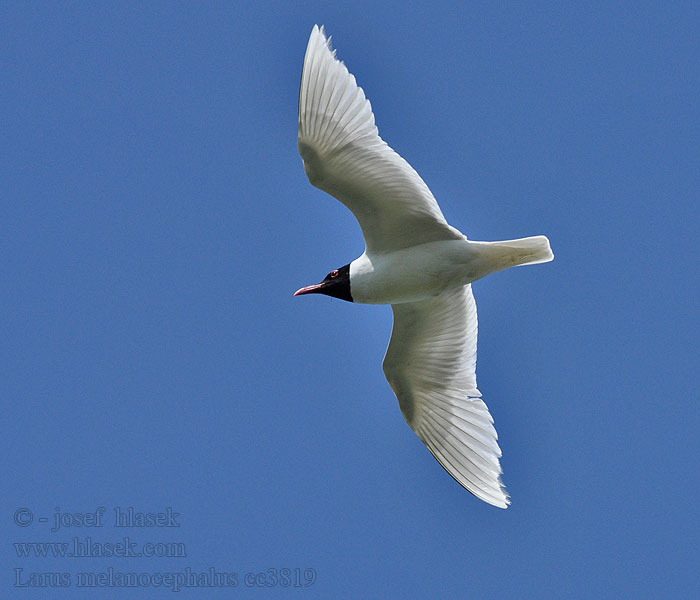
{"left": 3, "top": 2, "right": 698, "bottom": 598}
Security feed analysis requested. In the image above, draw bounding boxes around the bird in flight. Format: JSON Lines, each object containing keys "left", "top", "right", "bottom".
{"left": 294, "top": 25, "right": 553, "bottom": 508}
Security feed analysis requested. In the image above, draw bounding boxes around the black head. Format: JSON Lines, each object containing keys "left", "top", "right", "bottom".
{"left": 294, "top": 263, "right": 353, "bottom": 302}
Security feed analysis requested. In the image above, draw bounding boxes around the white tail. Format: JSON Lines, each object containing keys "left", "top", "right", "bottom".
{"left": 474, "top": 235, "right": 554, "bottom": 273}
{"left": 497, "top": 235, "right": 553, "bottom": 267}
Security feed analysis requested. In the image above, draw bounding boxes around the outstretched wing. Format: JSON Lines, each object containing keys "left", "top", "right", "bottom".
{"left": 298, "top": 25, "right": 464, "bottom": 254}
{"left": 382, "top": 285, "right": 509, "bottom": 508}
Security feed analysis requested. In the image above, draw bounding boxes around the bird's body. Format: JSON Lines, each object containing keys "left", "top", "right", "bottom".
{"left": 295, "top": 25, "right": 553, "bottom": 508}
{"left": 349, "top": 236, "right": 552, "bottom": 305}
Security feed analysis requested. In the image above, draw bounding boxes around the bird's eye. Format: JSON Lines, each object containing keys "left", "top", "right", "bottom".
{"left": 329, "top": 270, "right": 339, "bottom": 278}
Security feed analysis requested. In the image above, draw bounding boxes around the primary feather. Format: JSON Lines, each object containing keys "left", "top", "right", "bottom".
{"left": 384, "top": 285, "right": 509, "bottom": 508}
{"left": 298, "top": 25, "right": 464, "bottom": 254}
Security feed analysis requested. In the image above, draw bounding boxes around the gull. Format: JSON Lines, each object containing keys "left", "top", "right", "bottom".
{"left": 294, "top": 25, "right": 553, "bottom": 508}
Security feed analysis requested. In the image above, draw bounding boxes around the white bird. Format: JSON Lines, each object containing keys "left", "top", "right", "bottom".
{"left": 294, "top": 25, "right": 553, "bottom": 508}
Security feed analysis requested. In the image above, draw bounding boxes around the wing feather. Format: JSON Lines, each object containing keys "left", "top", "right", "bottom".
{"left": 382, "top": 285, "right": 509, "bottom": 508}
{"left": 298, "top": 25, "right": 464, "bottom": 254}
